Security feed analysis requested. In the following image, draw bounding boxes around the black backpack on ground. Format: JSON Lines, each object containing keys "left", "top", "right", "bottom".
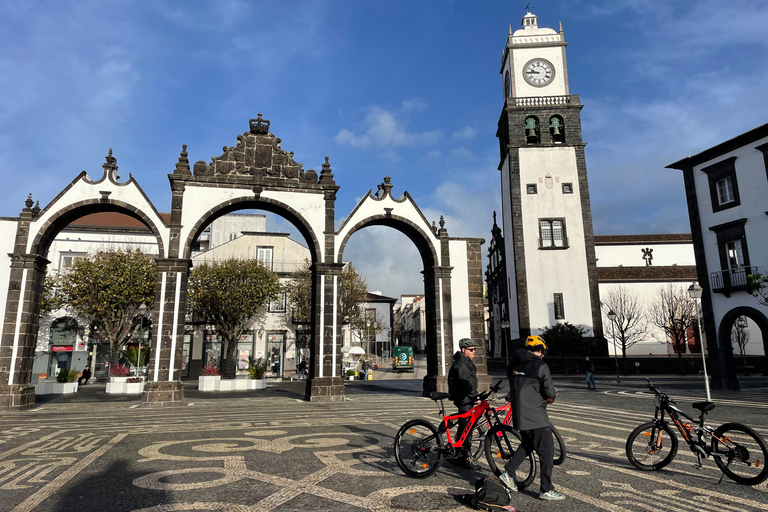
{"left": 472, "top": 476, "right": 515, "bottom": 512}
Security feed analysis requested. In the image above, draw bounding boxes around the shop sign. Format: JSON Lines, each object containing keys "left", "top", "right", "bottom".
{"left": 52, "top": 345, "right": 73, "bottom": 352}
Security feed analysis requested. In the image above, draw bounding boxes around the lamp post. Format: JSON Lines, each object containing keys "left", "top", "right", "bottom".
{"left": 687, "top": 283, "right": 712, "bottom": 402}
{"left": 607, "top": 309, "right": 620, "bottom": 383}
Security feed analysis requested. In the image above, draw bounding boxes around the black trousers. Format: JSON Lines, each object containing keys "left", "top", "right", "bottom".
{"left": 456, "top": 403, "right": 474, "bottom": 454}
{"left": 504, "top": 426, "right": 554, "bottom": 493}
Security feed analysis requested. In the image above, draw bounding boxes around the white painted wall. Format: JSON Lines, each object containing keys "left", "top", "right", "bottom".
{"left": 448, "top": 239, "right": 471, "bottom": 353}
{"left": 519, "top": 146, "right": 593, "bottom": 335}
{"left": 596, "top": 243, "right": 695, "bottom": 268}
{"left": 0, "top": 219, "right": 18, "bottom": 349}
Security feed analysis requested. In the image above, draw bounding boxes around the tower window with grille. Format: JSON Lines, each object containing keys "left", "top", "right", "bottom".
{"left": 527, "top": 183, "right": 537, "bottom": 194}
{"left": 553, "top": 293, "right": 565, "bottom": 320}
{"left": 539, "top": 218, "right": 568, "bottom": 249}
{"left": 562, "top": 183, "right": 573, "bottom": 194}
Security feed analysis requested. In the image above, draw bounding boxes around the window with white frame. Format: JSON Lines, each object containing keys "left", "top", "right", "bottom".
{"left": 539, "top": 219, "right": 567, "bottom": 249}
{"left": 256, "top": 247, "right": 273, "bottom": 269}
{"left": 59, "top": 253, "right": 85, "bottom": 271}
{"left": 268, "top": 292, "right": 286, "bottom": 313}
{"left": 725, "top": 239, "right": 744, "bottom": 269}
{"left": 716, "top": 177, "right": 734, "bottom": 205}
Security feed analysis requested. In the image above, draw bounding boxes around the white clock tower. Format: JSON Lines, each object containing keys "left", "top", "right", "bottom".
{"left": 497, "top": 11, "right": 603, "bottom": 346}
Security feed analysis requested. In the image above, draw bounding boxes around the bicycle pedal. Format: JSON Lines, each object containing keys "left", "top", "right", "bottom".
{"left": 692, "top": 464, "right": 703, "bottom": 470}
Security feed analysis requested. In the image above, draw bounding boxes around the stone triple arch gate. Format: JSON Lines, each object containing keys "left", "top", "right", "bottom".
{"left": 0, "top": 116, "right": 488, "bottom": 411}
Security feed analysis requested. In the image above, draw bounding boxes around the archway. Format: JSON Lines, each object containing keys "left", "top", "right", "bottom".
{"left": 717, "top": 306, "right": 768, "bottom": 375}
{"left": 0, "top": 116, "right": 486, "bottom": 410}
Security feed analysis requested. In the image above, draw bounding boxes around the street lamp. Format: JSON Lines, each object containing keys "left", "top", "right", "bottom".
{"left": 687, "top": 283, "right": 712, "bottom": 402}
{"left": 607, "top": 309, "right": 620, "bottom": 383}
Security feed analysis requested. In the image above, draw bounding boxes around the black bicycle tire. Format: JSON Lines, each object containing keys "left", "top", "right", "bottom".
{"left": 484, "top": 424, "right": 537, "bottom": 489}
{"left": 626, "top": 421, "right": 678, "bottom": 471}
{"left": 394, "top": 419, "right": 444, "bottom": 478}
{"left": 552, "top": 425, "right": 567, "bottom": 466}
{"left": 711, "top": 422, "right": 768, "bottom": 486}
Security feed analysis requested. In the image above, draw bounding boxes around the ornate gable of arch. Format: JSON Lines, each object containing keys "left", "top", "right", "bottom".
{"left": 27, "top": 152, "right": 169, "bottom": 258}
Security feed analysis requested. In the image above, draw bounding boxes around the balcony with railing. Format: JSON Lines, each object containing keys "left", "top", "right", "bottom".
{"left": 509, "top": 95, "right": 580, "bottom": 107}
{"left": 711, "top": 266, "right": 757, "bottom": 297}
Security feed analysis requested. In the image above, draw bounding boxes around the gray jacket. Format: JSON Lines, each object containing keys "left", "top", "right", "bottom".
{"left": 507, "top": 348, "right": 556, "bottom": 431}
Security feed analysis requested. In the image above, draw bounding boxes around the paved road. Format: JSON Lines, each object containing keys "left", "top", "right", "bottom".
{"left": 2, "top": 373, "right": 767, "bottom": 512}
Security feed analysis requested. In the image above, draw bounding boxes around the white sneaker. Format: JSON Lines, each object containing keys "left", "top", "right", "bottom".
{"left": 539, "top": 490, "right": 565, "bottom": 500}
{"left": 498, "top": 472, "right": 517, "bottom": 491}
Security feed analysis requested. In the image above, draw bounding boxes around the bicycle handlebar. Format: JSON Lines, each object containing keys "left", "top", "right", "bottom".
{"left": 646, "top": 378, "right": 674, "bottom": 404}
{"left": 476, "top": 380, "right": 505, "bottom": 402}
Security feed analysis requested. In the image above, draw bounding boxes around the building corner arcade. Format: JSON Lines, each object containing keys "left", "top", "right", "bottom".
{"left": 0, "top": 116, "right": 487, "bottom": 411}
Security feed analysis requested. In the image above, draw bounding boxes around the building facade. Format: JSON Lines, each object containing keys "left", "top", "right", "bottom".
{"left": 668, "top": 123, "right": 768, "bottom": 385}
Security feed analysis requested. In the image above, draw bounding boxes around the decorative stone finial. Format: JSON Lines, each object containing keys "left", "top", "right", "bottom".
{"left": 25, "top": 193, "right": 34, "bottom": 209}
{"left": 319, "top": 156, "right": 336, "bottom": 185}
{"left": 249, "top": 113, "right": 270, "bottom": 135}
{"left": 32, "top": 201, "right": 41, "bottom": 216}
{"left": 379, "top": 175, "right": 394, "bottom": 198}
{"left": 439, "top": 216, "right": 445, "bottom": 229}
{"left": 102, "top": 148, "right": 119, "bottom": 177}
{"left": 174, "top": 144, "right": 191, "bottom": 175}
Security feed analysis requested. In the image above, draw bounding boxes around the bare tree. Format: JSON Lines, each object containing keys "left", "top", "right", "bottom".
{"left": 601, "top": 285, "right": 650, "bottom": 375}
{"left": 731, "top": 318, "right": 751, "bottom": 366}
{"left": 649, "top": 284, "right": 698, "bottom": 375}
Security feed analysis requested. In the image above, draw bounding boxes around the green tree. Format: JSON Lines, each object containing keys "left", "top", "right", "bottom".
{"left": 57, "top": 249, "right": 157, "bottom": 372}
{"left": 748, "top": 271, "right": 768, "bottom": 307}
{"left": 540, "top": 322, "right": 588, "bottom": 357}
{"left": 188, "top": 258, "right": 281, "bottom": 379}
{"left": 40, "top": 274, "right": 63, "bottom": 315}
{"left": 285, "top": 260, "right": 370, "bottom": 326}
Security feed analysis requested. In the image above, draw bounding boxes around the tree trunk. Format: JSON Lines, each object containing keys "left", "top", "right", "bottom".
{"left": 621, "top": 343, "right": 627, "bottom": 375}
{"left": 676, "top": 342, "right": 685, "bottom": 375}
{"left": 220, "top": 336, "right": 238, "bottom": 379}
{"left": 109, "top": 342, "right": 121, "bottom": 377}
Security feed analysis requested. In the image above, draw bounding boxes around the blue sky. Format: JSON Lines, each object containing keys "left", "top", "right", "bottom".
{"left": 1, "top": 0, "right": 767, "bottom": 298}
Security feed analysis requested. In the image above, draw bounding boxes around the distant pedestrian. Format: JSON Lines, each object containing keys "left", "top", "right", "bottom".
{"left": 78, "top": 365, "right": 91, "bottom": 386}
{"left": 362, "top": 358, "right": 371, "bottom": 380}
{"left": 585, "top": 357, "right": 596, "bottom": 391}
{"left": 298, "top": 357, "right": 308, "bottom": 380}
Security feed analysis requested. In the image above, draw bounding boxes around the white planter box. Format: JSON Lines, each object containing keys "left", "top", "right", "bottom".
{"left": 198, "top": 375, "right": 221, "bottom": 391}
{"left": 198, "top": 376, "right": 266, "bottom": 391}
{"left": 106, "top": 376, "right": 145, "bottom": 394}
{"left": 35, "top": 380, "right": 78, "bottom": 395}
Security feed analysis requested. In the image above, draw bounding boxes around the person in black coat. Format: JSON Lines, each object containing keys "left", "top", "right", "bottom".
{"left": 447, "top": 338, "right": 478, "bottom": 467}
{"left": 78, "top": 365, "right": 91, "bottom": 385}
{"left": 498, "top": 336, "right": 565, "bottom": 501}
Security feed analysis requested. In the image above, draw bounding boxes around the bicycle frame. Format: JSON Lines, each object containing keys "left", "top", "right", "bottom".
{"left": 436, "top": 395, "right": 505, "bottom": 448}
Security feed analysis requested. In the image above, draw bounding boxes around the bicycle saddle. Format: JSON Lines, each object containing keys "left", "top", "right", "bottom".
{"left": 692, "top": 401, "right": 715, "bottom": 413}
{"left": 430, "top": 391, "right": 450, "bottom": 401}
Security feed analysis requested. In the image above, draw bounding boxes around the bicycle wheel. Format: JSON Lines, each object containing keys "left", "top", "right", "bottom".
{"left": 711, "top": 422, "right": 768, "bottom": 485}
{"left": 484, "top": 424, "right": 537, "bottom": 489}
{"left": 394, "top": 419, "right": 444, "bottom": 478}
{"left": 626, "top": 421, "right": 678, "bottom": 471}
{"left": 552, "top": 425, "right": 567, "bottom": 466}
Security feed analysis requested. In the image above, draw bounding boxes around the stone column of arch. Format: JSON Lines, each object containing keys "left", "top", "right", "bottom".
{"left": 141, "top": 258, "right": 190, "bottom": 406}
{"left": 304, "top": 261, "right": 346, "bottom": 402}
{"left": 0, "top": 206, "right": 46, "bottom": 410}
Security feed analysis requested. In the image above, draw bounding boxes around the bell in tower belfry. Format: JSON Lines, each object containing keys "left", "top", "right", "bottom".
{"left": 525, "top": 117, "right": 539, "bottom": 144}
{"left": 550, "top": 116, "right": 565, "bottom": 144}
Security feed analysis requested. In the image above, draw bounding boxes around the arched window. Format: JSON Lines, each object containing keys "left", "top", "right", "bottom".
{"left": 549, "top": 115, "right": 565, "bottom": 143}
{"left": 524, "top": 116, "right": 540, "bottom": 144}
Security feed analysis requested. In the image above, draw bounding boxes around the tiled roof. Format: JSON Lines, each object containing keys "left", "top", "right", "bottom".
{"left": 66, "top": 211, "right": 170, "bottom": 230}
{"left": 667, "top": 123, "right": 768, "bottom": 170}
{"left": 595, "top": 234, "right": 692, "bottom": 245}
{"left": 367, "top": 292, "right": 398, "bottom": 302}
{"left": 598, "top": 265, "right": 697, "bottom": 282}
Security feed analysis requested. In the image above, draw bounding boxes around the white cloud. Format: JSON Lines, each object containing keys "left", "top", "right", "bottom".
{"left": 452, "top": 126, "right": 477, "bottom": 140}
{"left": 451, "top": 147, "right": 474, "bottom": 159}
{"left": 335, "top": 106, "right": 443, "bottom": 149}
{"left": 401, "top": 98, "right": 427, "bottom": 112}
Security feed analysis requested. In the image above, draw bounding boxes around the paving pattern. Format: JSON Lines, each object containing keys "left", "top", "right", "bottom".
{"left": 1, "top": 380, "right": 767, "bottom": 512}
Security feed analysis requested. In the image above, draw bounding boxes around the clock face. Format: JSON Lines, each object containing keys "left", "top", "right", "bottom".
{"left": 523, "top": 58, "right": 555, "bottom": 87}
{"left": 504, "top": 70, "right": 511, "bottom": 98}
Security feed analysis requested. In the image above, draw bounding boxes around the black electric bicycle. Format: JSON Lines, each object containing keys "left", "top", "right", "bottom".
{"left": 626, "top": 379, "right": 768, "bottom": 485}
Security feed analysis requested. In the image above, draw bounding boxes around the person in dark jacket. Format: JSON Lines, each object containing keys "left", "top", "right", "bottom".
{"left": 585, "top": 356, "right": 596, "bottom": 390}
{"left": 498, "top": 336, "right": 565, "bottom": 501}
{"left": 447, "top": 338, "right": 478, "bottom": 467}
{"left": 78, "top": 365, "right": 91, "bottom": 385}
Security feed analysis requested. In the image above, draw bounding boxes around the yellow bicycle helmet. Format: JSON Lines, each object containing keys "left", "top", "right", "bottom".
{"left": 525, "top": 335, "right": 547, "bottom": 351}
